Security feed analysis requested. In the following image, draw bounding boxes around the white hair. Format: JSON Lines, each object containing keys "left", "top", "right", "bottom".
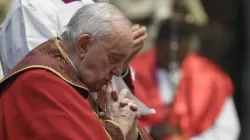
{"left": 61, "top": 3, "right": 130, "bottom": 46}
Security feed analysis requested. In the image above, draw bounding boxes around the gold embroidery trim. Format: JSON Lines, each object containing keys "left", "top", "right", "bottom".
{"left": 54, "top": 38, "right": 112, "bottom": 140}
{"left": 136, "top": 126, "right": 145, "bottom": 140}
{"left": 53, "top": 37, "right": 72, "bottom": 64}
{"left": 103, "top": 120, "right": 126, "bottom": 140}
{"left": 0, "top": 65, "right": 89, "bottom": 92}
{"left": 0, "top": 37, "right": 118, "bottom": 140}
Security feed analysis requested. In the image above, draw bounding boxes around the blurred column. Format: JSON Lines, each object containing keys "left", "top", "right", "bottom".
{"left": 241, "top": 0, "right": 250, "bottom": 139}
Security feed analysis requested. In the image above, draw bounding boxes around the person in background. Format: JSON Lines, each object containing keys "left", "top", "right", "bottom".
{"left": 0, "top": 0, "right": 147, "bottom": 77}
{"left": 131, "top": 15, "right": 240, "bottom": 140}
{"left": 0, "top": 0, "right": 12, "bottom": 80}
{"left": 0, "top": 0, "right": 12, "bottom": 22}
{"left": 0, "top": 3, "right": 151, "bottom": 140}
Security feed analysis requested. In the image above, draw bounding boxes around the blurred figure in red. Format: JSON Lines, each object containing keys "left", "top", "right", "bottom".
{"left": 131, "top": 15, "right": 240, "bottom": 140}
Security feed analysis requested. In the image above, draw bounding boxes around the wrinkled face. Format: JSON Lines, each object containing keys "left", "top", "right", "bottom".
{"left": 76, "top": 21, "right": 133, "bottom": 92}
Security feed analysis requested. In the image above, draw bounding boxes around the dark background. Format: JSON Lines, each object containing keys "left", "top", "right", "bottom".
{"left": 201, "top": 0, "right": 249, "bottom": 139}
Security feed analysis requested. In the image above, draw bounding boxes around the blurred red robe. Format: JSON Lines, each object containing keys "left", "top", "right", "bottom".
{"left": 131, "top": 48, "right": 234, "bottom": 137}
{"left": 0, "top": 37, "right": 151, "bottom": 140}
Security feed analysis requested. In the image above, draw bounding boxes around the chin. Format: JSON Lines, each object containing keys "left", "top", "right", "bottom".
{"left": 88, "top": 85, "right": 102, "bottom": 92}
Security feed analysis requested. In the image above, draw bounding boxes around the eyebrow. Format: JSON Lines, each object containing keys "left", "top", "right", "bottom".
{"left": 110, "top": 52, "right": 126, "bottom": 58}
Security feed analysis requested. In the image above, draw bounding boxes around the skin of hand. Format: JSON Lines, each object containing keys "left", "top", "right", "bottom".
{"left": 98, "top": 82, "right": 141, "bottom": 139}
{"left": 122, "top": 24, "right": 147, "bottom": 72}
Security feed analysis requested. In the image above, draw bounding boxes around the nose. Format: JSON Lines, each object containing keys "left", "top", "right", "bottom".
{"left": 111, "top": 63, "right": 123, "bottom": 76}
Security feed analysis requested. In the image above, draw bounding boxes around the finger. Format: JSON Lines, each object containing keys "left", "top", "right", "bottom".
{"left": 122, "top": 105, "right": 141, "bottom": 118}
{"left": 133, "top": 33, "right": 147, "bottom": 47}
{"left": 111, "top": 91, "right": 118, "bottom": 101}
{"left": 134, "top": 111, "right": 141, "bottom": 119}
{"left": 132, "top": 26, "right": 147, "bottom": 40}
{"left": 105, "top": 81, "right": 114, "bottom": 104}
{"left": 128, "top": 103, "right": 138, "bottom": 111}
{"left": 120, "top": 98, "right": 130, "bottom": 107}
{"left": 129, "top": 34, "right": 147, "bottom": 60}
{"left": 118, "top": 89, "right": 128, "bottom": 101}
{"left": 128, "top": 100, "right": 136, "bottom": 104}
{"left": 98, "top": 88, "right": 108, "bottom": 111}
{"left": 131, "top": 24, "right": 140, "bottom": 31}
{"left": 106, "top": 81, "right": 113, "bottom": 94}
{"left": 102, "top": 85, "right": 107, "bottom": 91}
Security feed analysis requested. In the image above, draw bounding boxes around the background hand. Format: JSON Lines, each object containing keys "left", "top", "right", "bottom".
{"left": 123, "top": 24, "right": 147, "bottom": 71}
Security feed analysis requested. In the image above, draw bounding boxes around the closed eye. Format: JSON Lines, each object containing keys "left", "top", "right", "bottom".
{"left": 108, "top": 55, "right": 121, "bottom": 64}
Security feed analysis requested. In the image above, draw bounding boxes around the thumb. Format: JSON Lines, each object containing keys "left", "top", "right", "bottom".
{"left": 105, "top": 81, "right": 115, "bottom": 104}
{"left": 98, "top": 87, "right": 107, "bottom": 111}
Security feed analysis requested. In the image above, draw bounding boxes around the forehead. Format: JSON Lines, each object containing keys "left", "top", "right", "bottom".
{"left": 99, "top": 20, "right": 133, "bottom": 55}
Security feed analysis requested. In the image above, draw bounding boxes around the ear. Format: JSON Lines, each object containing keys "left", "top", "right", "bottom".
{"left": 75, "top": 34, "right": 91, "bottom": 59}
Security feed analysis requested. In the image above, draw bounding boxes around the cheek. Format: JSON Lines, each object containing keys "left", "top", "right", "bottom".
{"left": 102, "top": 59, "right": 114, "bottom": 74}
{"left": 86, "top": 53, "right": 113, "bottom": 75}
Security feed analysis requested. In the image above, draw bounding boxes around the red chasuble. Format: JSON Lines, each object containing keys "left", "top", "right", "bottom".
{"left": 0, "top": 37, "right": 151, "bottom": 140}
{"left": 0, "top": 69, "right": 112, "bottom": 140}
{"left": 131, "top": 48, "right": 234, "bottom": 137}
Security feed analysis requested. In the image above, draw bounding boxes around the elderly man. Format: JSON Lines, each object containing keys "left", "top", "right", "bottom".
{"left": 0, "top": 3, "right": 151, "bottom": 140}
{"left": 0, "top": 0, "right": 146, "bottom": 77}
{"left": 0, "top": 0, "right": 147, "bottom": 95}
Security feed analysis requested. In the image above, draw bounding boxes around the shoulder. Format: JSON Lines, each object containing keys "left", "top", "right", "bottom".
{"left": 184, "top": 53, "right": 234, "bottom": 91}
{"left": 185, "top": 53, "right": 228, "bottom": 76}
{"left": 3, "top": 69, "right": 91, "bottom": 110}
{"left": 6, "top": 69, "right": 78, "bottom": 98}
{"left": 132, "top": 48, "right": 155, "bottom": 64}
{"left": 15, "top": 69, "right": 68, "bottom": 86}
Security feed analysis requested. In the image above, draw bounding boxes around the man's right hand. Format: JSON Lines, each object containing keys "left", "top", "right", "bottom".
{"left": 99, "top": 82, "right": 141, "bottom": 137}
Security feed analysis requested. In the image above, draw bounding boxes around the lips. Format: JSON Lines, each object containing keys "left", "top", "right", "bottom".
{"left": 102, "top": 79, "right": 110, "bottom": 85}
{"left": 103, "top": 79, "right": 109, "bottom": 83}
{"left": 104, "top": 78, "right": 112, "bottom": 82}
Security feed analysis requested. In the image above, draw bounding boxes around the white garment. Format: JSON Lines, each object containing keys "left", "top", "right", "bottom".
{"left": 156, "top": 69, "right": 240, "bottom": 140}
{"left": 156, "top": 68, "right": 175, "bottom": 104}
{"left": 0, "top": 0, "right": 94, "bottom": 76}
{"left": 0, "top": 61, "right": 3, "bottom": 80}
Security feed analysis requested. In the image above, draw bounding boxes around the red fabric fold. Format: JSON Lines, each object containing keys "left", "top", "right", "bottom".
{"left": 0, "top": 69, "right": 110, "bottom": 140}
{"left": 131, "top": 48, "right": 234, "bottom": 137}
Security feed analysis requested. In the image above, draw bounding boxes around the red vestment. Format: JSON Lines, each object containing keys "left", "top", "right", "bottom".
{"left": 0, "top": 37, "right": 151, "bottom": 140}
{"left": 131, "top": 48, "right": 234, "bottom": 137}
{"left": 0, "top": 69, "right": 111, "bottom": 140}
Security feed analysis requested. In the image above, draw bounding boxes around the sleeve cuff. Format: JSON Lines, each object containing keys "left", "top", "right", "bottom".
{"left": 121, "top": 66, "right": 135, "bottom": 81}
{"left": 121, "top": 67, "right": 130, "bottom": 78}
{"left": 102, "top": 120, "right": 126, "bottom": 140}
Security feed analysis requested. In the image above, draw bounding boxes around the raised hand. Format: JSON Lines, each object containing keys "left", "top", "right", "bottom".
{"left": 123, "top": 24, "right": 147, "bottom": 72}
